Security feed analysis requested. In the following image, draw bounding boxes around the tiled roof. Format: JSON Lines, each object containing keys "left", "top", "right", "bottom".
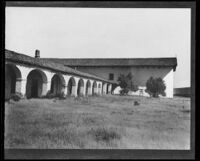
{"left": 42, "top": 57, "right": 177, "bottom": 71}
{"left": 5, "top": 49, "right": 117, "bottom": 84}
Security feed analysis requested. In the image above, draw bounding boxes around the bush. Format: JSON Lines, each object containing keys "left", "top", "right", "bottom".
{"left": 46, "top": 92, "right": 55, "bottom": 99}
{"left": 134, "top": 101, "right": 140, "bottom": 106}
{"left": 42, "top": 91, "right": 66, "bottom": 99}
{"left": 92, "top": 93, "right": 99, "bottom": 97}
{"left": 10, "top": 93, "right": 23, "bottom": 101}
{"left": 56, "top": 92, "right": 66, "bottom": 100}
{"left": 145, "top": 76, "right": 166, "bottom": 98}
{"left": 41, "top": 91, "right": 55, "bottom": 99}
{"left": 119, "top": 88, "right": 129, "bottom": 95}
{"left": 78, "top": 93, "right": 85, "bottom": 97}
{"left": 88, "top": 127, "right": 121, "bottom": 143}
{"left": 118, "top": 72, "right": 138, "bottom": 95}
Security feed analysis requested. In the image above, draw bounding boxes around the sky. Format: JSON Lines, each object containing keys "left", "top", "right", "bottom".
{"left": 5, "top": 7, "right": 191, "bottom": 88}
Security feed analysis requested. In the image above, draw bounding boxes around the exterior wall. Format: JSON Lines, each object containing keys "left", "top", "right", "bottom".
{"left": 5, "top": 59, "right": 174, "bottom": 98}
{"left": 76, "top": 66, "right": 174, "bottom": 98}
{"left": 76, "top": 66, "right": 130, "bottom": 82}
{"left": 163, "top": 69, "right": 174, "bottom": 98}
{"left": 130, "top": 67, "right": 174, "bottom": 98}
{"left": 5, "top": 61, "right": 113, "bottom": 99}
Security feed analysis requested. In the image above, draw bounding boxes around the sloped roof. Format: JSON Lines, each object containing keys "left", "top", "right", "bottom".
{"left": 42, "top": 57, "right": 177, "bottom": 71}
{"left": 5, "top": 49, "right": 117, "bottom": 84}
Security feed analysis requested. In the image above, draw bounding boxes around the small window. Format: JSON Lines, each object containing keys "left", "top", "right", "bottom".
{"left": 109, "top": 73, "right": 114, "bottom": 80}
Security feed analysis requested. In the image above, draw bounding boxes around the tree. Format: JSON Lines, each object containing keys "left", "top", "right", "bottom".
{"left": 145, "top": 76, "right": 166, "bottom": 98}
{"left": 118, "top": 72, "right": 138, "bottom": 95}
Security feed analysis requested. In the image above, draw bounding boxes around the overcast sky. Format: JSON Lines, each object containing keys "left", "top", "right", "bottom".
{"left": 5, "top": 7, "right": 191, "bottom": 88}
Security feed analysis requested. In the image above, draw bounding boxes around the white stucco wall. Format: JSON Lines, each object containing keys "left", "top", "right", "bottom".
{"left": 130, "top": 67, "right": 174, "bottom": 98}
{"left": 76, "top": 66, "right": 174, "bottom": 98}
{"left": 77, "top": 66, "right": 130, "bottom": 82}
{"left": 163, "top": 69, "right": 174, "bottom": 98}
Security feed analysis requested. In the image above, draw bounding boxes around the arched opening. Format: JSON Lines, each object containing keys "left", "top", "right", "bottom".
{"left": 107, "top": 84, "right": 109, "bottom": 94}
{"left": 5, "top": 64, "right": 22, "bottom": 99}
{"left": 92, "top": 81, "right": 97, "bottom": 95}
{"left": 85, "top": 80, "right": 91, "bottom": 95}
{"left": 26, "top": 69, "right": 47, "bottom": 98}
{"left": 67, "top": 77, "right": 76, "bottom": 96}
{"left": 77, "top": 78, "right": 84, "bottom": 96}
{"left": 50, "top": 74, "right": 65, "bottom": 96}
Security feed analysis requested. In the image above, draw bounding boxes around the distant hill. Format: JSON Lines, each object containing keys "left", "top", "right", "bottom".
{"left": 173, "top": 87, "right": 191, "bottom": 97}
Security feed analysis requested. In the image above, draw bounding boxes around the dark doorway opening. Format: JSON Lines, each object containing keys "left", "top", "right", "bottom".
{"left": 31, "top": 79, "right": 38, "bottom": 98}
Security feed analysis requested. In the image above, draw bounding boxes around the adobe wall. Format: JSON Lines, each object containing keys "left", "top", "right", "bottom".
{"left": 76, "top": 66, "right": 130, "bottom": 82}
{"left": 76, "top": 66, "right": 174, "bottom": 98}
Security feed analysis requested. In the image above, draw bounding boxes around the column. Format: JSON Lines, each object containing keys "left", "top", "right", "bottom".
{"left": 98, "top": 82, "right": 103, "bottom": 95}
{"left": 42, "top": 70, "right": 54, "bottom": 96}
{"left": 82, "top": 79, "right": 88, "bottom": 96}
{"left": 16, "top": 78, "right": 26, "bottom": 98}
{"left": 103, "top": 83, "right": 107, "bottom": 95}
{"left": 108, "top": 84, "right": 112, "bottom": 94}
{"left": 72, "top": 77, "right": 80, "bottom": 97}
{"left": 63, "top": 75, "right": 71, "bottom": 96}
{"left": 88, "top": 80, "right": 94, "bottom": 96}
{"left": 16, "top": 65, "right": 33, "bottom": 98}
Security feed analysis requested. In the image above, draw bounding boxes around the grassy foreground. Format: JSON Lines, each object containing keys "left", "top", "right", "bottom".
{"left": 4, "top": 95, "right": 190, "bottom": 149}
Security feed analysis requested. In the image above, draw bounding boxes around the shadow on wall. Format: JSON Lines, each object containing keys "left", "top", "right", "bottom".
{"left": 26, "top": 69, "right": 47, "bottom": 98}
{"left": 174, "top": 87, "right": 191, "bottom": 97}
{"left": 5, "top": 64, "right": 22, "bottom": 100}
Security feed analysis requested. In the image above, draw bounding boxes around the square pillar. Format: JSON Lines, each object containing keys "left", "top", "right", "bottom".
{"left": 42, "top": 81, "right": 51, "bottom": 96}
{"left": 88, "top": 80, "right": 94, "bottom": 96}
{"left": 16, "top": 78, "right": 27, "bottom": 98}
{"left": 71, "top": 85, "right": 78, "bottom": 97}
{"left": 103, "top": 83, "right": 107, "bottom": 95}
{"left": 108, "top": 84, "right": 112, "bottom": 94}
{"left": 64, "top": 85, "right": 68, "bottom": 96}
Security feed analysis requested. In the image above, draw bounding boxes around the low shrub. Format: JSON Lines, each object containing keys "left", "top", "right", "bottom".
{"left": 40, "top": 91, "right": 55, "bottom": 99}
{"left": 134, "top": 101, "right": 140, "bottom": 106}
{"left": 92, "top": 93, "right": 99, "bottom": 97}
{"left": 10, "top": 93, "right": 23, "bottom": 102}
{"left": 78, "top": 93, "right": 85, "bottom": 97}
{"left": 88, "top": 127, "right": 121, "bottom": 143}
{"left": 120, "top": 88, "right": 129, "bottom": 95}
{"left": 74, "top": 96, "right": 83, "bottom": 102}
{"left": 56, "top": 92, "right": 66, "bottom": 100}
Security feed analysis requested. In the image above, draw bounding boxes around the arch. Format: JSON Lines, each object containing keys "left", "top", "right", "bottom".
{"left": 85, "top": 80, "right": 91, "bottom": 95}
{"left": 92, "top": 81, "right": 97, "bottom": 95}
{"left": 26, "top": 69, "right": 47, "bottom": 98}
{"left": 5, "top": 64, "right": 22, "bottom": 99}
{"left": 67, "top": 77, "right": 76, "bottom": 96}
{"left": 77, "top": 78, "right": 84, "bottom": 96}
{"left": 50, "top": 74, "right": 65, "bottom": 96}
{"left": 107, "top": 84, "right": 109, "bottom": 94}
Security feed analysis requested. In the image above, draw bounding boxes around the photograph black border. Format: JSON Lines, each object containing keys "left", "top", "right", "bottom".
{"left": 2, "top": 1, "right": 196, "bottom": 159}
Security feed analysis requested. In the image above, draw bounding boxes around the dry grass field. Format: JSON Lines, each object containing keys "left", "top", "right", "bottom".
{"left": 4, "top": 95, "right": 190, "bottom": 149}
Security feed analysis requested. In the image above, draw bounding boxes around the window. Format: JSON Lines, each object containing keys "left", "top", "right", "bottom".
{"left": 109, "top": 73, "right": 114, "bottom": 80}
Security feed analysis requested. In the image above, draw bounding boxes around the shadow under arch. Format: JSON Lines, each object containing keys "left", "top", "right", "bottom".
{"left": 50, "top": 73, "right": 66, "bottom": 95}
{"left": 26, "top": 69, "right": 47, "bottom": 98}
{"left": 77, "top": 78, "right": 84, "bottom": 96}
{"left": 85, "top": 80, "right": 91, "bottom": 95}
{"left": 92, "top": 81, "right": 97, "bottom": 95}
{"left": 67, "top": 77, "right": 76, "bottom": 96}
{"left": 5, "top": 63, "right": 22, "bottom": 99}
